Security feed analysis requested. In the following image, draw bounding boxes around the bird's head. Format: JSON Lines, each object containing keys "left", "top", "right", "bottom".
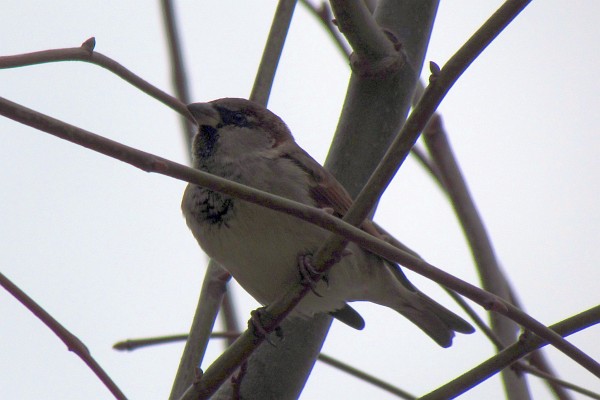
{"left": 187, "top": 98, "right": 293, "bottom": 168}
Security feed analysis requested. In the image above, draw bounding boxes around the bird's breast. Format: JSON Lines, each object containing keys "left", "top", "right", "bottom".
{"left": 183, "top": 184, "right": 326, "bottom": 305}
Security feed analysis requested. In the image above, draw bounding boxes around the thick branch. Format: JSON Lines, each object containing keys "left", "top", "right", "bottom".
{"left": 329, "top": 0, "right": 394, "bottom": 60}
{"left": 343, "top": 0, "right": 532, "bottom": 231}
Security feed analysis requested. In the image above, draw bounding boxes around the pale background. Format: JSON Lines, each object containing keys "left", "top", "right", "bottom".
{"left": 1, "top": 1, "right": 598, "bottom": 399}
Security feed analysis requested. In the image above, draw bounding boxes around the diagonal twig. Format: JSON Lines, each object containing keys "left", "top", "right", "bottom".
{"left": 249, "top": 0, "right": 297, "bottom": 106}
{"left": 423, "top": 113, "right": 529, "bottom": 397}
{"left": 0, "top": 37, "right": 194, "bottom": 123}
{"left": 299, "top": 0, "right": 351, "bottom": 59}
{"left": 168, "top": 262, "right": 231, "bottom": 399}
{"left": 160, "top": 0, "right": 195, "bottom": 149}
{"left": 420, "top": 305, "right": 600, "bottom": 400}
{"left": 0, "top": 272, "right": 127, "bottom": 400}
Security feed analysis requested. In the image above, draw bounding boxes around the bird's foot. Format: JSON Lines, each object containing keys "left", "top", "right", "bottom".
{"left": 249, "top": 307, "right": 283, "bottom": 346}
{"left": 298, "top": 254, "right": 328, "bottom": 297}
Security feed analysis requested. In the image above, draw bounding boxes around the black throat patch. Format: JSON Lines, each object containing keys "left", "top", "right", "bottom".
{"left": 193, "top": 125, "right": 219, "bottom": 159}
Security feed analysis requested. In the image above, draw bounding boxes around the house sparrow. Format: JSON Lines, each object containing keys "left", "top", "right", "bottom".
{"left": 182, "top": 98, "right": 474, "bottom": 347}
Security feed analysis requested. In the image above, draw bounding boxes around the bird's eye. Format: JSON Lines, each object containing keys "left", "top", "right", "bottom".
{"left": 230, "top": 112, "right": 248, "bottom": 127}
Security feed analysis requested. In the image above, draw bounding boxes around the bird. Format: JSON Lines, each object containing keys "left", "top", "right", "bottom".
{"left": 181, "top": 97, "right": 474, "bottom": 347}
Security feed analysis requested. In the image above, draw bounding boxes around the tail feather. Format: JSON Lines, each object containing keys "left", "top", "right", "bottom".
{"left": 385, "top": 261, "right": 474, "bottom": 347}
{"left": 397, "top": 292, "right": 474, "bottom": 348}
{"left": 330, "top": 304, "right": 365, "bottom": 330}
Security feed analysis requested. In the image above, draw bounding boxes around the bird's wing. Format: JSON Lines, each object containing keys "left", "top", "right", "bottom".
{"left": 278, "top": 142, "right": 353, "bottom": 217}
{"left": 277, "top": 140, "right": 418, "bottom": 291}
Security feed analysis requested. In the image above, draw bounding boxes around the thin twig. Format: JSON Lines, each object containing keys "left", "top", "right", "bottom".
{"left": 299, "top": 0, "right": 351, "bottom": 59}
{"left": 516, "top": 363, "right": 600, "bottom": 400}
{"left": 219, "top": 291, "right": 241, "bottom": 348}
{"left": 160, "top": 0, "right": 194, "bottom": 149}
{"left": 0, "top": 272, "right": 127, "bottom": 400}
{"left": 423, "top": 113, "right": 528, "bottom": 397}
{"left": 113, "top": 332, "right": 241, "bottom": 351}
{"left": 169, "top": 262, "right": 231, "bottom": 400}
{"left": 420, "top": 305, "right": 600, "bottom": 400}
{"left": 411, "top": 78, "right": 571, "bottom": 398}
{"left": 0, "top": 37, "right": 194, "bottom": 122}
{"left": 317, "top": 353, "right": 416, "bottom": 400}
{"left": 249, "top": 0, "right": 297, "bottom": 105}
{"left": 528, "top": 350, "right": 574, "bottom": 400}
{"left": 114, "top": 331, "right": 416, "bottom": 399}
{"left": 114, "top": 334, "right": 189, "bottom": 350}
{"left": 410, "top": 144, "right": 445, "bottom": 186}
{"left": 443, "top": 289, "right": 505, "bottom": 350}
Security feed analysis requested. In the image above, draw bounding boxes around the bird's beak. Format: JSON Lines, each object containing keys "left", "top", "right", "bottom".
{"left": 187, "top": 102, "right": 221, "bottom": 128}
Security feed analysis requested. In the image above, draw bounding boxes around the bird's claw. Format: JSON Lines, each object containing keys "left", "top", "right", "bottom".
{"left": 249, "top": 308, "right": 283, "bottom": 346}
{"left": 298, "top": 254, "right": 327, "bottom": 296}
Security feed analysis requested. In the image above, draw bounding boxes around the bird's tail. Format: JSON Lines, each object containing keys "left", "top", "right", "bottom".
{"left": 399, "top": 291, "right": 474, "bottom": 348}
{"left": 386, "top": 262, "right": 475, "bottom": 347}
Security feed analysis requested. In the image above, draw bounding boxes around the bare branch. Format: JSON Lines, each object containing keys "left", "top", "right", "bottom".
{"left": 299, "top": 0, "right": 351, "bottom": 58}
{"left": 411, "top": 77, "right": 571, "bottom": 398}
{"left": 169, "top": 262, "right": 231, "bottom": 399}
{"left": 420, "top": 305, "right": 600, "bottom": 400}
{"left": 0, "top": 272, "right": 127, "bottom": 400}
{"left": 528, "top": 350, "right": 575, "bottom": 400}
{"left": 249, "top": 0, "right": 297, "bottom": 105}
{"left": 113, "top": 332, "right": 239, "bottom": 351}
{"left": 160, "top": 0, "right": 195, "bottom": 148}
{"left": 329, "top": 0, "right": 395, "bottom": 61}
{"left": 0, "top": 38, "right": 194, "bottom": 123}
{"left": 317, "top": 353, "right": 416, "bottom": 400}
{"left": 423, "top": 113, "right": 529, "bottom": 397}
{"left": 516, "top": 364, "right": 600, "bottom": 400}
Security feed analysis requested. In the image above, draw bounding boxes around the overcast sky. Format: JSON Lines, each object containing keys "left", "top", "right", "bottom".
{"left": 1, "top": 1, "right": 599, "bottom": 399}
